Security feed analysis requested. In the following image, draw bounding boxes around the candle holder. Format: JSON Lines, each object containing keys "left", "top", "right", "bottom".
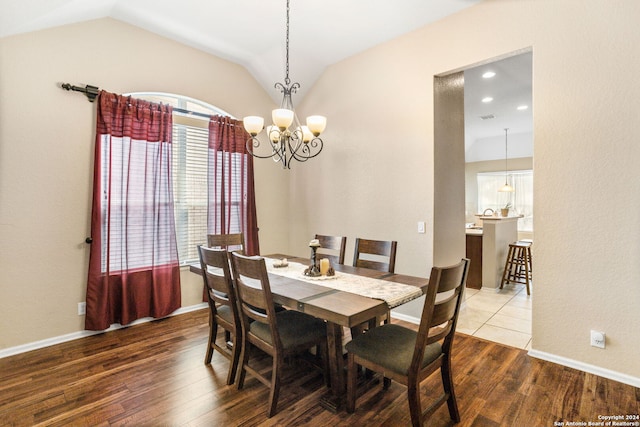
{"left": 305, "top": 239, "right": 321, "bottom": 277}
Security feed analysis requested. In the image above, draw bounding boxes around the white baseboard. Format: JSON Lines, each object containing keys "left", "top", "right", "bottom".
{"left": 528, "top": 349, "right": 640, "bottom": 388}
{"left": 389, "top": 311, "right": 421, "bottom": 325}
{"left": 0, "top": 303, "right": 208, "bottom": 360}
{"left": 390, "top": 311, "right": 640, "bottom": 389}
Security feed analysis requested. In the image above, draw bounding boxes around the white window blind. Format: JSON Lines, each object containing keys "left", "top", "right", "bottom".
{"left": 100, "top": 136, "right": 176, "bottom": 272}
{"left": 172, "top": 124, "right": 209, "bottom": 263}
{"left": 477, "top": 170, "right": 533, "bottom": 232}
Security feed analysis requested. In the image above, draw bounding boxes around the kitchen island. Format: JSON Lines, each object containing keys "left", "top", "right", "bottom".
{"left": 466, "top": 215, "right": 521, "bottom": 289}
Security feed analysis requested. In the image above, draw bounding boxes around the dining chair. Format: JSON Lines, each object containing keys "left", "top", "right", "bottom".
{"left": 197, "top": 245, "right": 242, "bottom": 385}
{"left": 345, "top": 258, "right": 469, "bottom": 427}
{"left": 229, "top": 252, "right": 329, "bottom": 418}
{"left": 351, "top": 237, "right": 398, "bottom": 333}
{"left": 207, "top": 232, "right": 245, "bottom": 254}
{"left": 315, "top": 234, "right": 347, "bottom": 265}
{"left": 352, "top": 237, "right": 397, "bottom": 273}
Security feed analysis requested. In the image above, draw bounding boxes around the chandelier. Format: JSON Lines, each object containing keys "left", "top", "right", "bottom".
{"left": 242, "top": 0, "right": 327, "bottom": 169}
{"left": 499, "top": 128, "right": 515, "bottom": 192}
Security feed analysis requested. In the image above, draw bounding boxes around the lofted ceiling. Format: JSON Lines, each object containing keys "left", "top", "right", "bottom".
{"left": 0, "top": 0, "right": 482, "bottom": 103}
{"left": 1, "top": 0, "right": 531, "bottom": 157}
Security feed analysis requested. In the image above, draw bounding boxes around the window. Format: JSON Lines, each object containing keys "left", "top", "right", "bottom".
{"left": 477, "top": 170, "right": 533, "bottom": 232}
{"left": 129, "top": 92, "right": 234, "bottom": 264}
{"left": 99, "top": 134, "right": 175, "bottom": 272}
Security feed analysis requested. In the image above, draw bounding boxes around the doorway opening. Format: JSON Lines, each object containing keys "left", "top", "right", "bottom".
{"left": 434, "top": 49, "right": 533, "bottom": 350}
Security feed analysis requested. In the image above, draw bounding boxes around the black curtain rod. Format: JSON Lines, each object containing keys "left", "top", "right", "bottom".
{"left": 61, "top": 83, "right": 99, "bottom": 102}
{"left": 60, "top": 82, "right": 216, "bottom": 120}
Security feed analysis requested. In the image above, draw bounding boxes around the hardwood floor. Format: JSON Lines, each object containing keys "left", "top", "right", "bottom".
{"left": 1, "top": 309, "right": 638, "bottom": 426}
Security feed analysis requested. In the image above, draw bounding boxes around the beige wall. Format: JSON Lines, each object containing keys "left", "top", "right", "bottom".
{"left": 0, "top": 18, "right": 289, "bottom": 349}
{"left": 295, "top": 0, "right": 640, "bottom": 381}
{"left": 2, "top": 0, "right": 639, "bottom": 384}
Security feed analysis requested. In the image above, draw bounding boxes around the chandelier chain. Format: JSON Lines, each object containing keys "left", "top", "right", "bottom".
{"left": 284, "top": 0, "right": 290, "bottom": 86}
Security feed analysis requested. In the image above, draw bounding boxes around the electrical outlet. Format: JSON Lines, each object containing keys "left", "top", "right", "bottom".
{"left": 590, "top": 330, "right": 605, "bottom": 349}
{"left": 78, "top": 302, "right": 86, "bottom": 316}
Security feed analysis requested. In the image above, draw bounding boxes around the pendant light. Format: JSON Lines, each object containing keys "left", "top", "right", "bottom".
{"left": 499, "top": 128, "right": 514, "bottom": 192}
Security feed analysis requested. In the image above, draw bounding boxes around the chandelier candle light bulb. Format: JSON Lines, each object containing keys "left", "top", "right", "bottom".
{"left": 243, "top": 116, "right": 264, "bottom": 136}
{"left": 272, "top": 108, "right": 294, "bottom": 130}
{"left": 300, "top": 126, "right": 313, "bottom": 142}
{"left": 267, "top": 125, "right": 280, "bottom": 143}
{"left": 306, "top": 115, "right": 327, "bottom": 136}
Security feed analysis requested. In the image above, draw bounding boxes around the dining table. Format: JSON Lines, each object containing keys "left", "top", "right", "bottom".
{"left": 190, "top": 253, "right": 429, "bottom": 412}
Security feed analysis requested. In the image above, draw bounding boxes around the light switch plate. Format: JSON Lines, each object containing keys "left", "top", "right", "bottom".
{"left": 417, "top": 221, "right": 425, "bottom": 233}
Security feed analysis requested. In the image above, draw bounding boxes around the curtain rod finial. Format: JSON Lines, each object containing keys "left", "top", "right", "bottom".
{"left": 61, "top": 82, "right": 99, "bottom": 102}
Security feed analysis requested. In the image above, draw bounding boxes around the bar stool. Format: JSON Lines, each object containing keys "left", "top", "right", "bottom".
{"left": 500, "top": 240, "right": 532, "bottom": 295}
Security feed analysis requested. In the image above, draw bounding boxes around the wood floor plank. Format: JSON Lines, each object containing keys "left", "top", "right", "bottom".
{"left": 1, "top": 309, "right": 638, "bottom": 426}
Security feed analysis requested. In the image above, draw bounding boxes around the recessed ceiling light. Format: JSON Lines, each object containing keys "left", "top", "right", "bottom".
{"left": 482, "top": 97, "right": 493, "bottom": 103}
{"left": 482, "top": 71, "right": 496, "bottom": 78}
{"left": 517, "top": 105, "right": 529, "bottom": 110}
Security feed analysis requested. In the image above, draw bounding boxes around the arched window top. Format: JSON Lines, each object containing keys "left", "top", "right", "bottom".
{"left": 127, "top": 92, "right": 234, "bottom": 119}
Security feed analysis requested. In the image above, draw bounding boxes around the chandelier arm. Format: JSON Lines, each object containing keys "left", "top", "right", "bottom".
{"left": 245, "top": 136, "right": 280, "bottom": 160}
{"left": 292, "top": 138, "right": 324, "bottom": 161}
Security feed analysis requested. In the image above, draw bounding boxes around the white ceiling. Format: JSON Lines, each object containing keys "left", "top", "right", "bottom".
{"left": 1, "top": 0, "right": 531, "bottom": 157}
{"left": 464, "top": 52, "right": 533, "bottom": 161}
{"left": 0, "top": 0, "right": 482, "bottom": 102}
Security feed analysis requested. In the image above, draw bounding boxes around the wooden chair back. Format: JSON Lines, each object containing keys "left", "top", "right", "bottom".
{"left": 197, "top": 245, "right": 242, "bottom": 384}
{"left": 199, "top": 245, "right": 236, "bottom": 307}
{"left": 207, "top": 232, "right": 245, "bottom": 254}
{"left": 414, "top": 258, "right": 469, "bottom": 372}
{"left": 352, "top": 237, "right": 397, "bottom": 273}
{"left": 315, "top": 234, "right": 347, "bottom": 265}
{"left": 229, "top": 253, "right": 281, "bottom": 355}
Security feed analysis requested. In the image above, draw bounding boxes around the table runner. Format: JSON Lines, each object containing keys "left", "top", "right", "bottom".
{"left": 265, "top": 258, "right": 423, "bottom": 308}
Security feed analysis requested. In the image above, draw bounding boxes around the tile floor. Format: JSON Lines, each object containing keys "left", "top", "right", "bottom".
{"left": 456, "top": 282, "right": 532, "bottom": 350}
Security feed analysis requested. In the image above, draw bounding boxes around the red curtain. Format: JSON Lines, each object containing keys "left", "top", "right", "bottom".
{"left": 85, "top": 91, "right": 181, "bottom": 331}
{"left": 208, "top": 115, "right": 260, "bottom": 256}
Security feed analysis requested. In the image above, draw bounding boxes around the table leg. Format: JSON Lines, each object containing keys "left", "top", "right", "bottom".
{"left": 320, "top": 321, "right": 345, "bottom": 412}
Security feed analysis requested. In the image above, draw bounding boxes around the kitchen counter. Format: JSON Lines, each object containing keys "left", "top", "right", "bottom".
{"left": 465, "top": 228, "right": 483, "bottom": 236}
{"left": 467, "top": 215, "right": 522, "bottom": 288}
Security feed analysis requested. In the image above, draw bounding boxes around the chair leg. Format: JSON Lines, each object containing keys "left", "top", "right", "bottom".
{"left": 383, "top": 377, "right": 392, "bottom": 389}
{"left": 226, "top": 330, "right": 241, "bottom": 386}
{"left": 441, "top": 357, "right": 460, "bottom": 423}
{"left": 204, "top": 319, "right": 216, "bottom": 365}
{"left": 267, "top": 355, "right": 282, "bottom": 417}
{"left": 236, "top": 342, "right": 250, "bottom": 390}
{"left": 346, "top": 353, "right": 358, "bottom": 413}
{"left": 407, "top": 383, "right": 423, "bottom": 427}
{"left": 523, "top": 247, "right": 531, "bottom": 296}
{"left": 500, "top": 245, "right": 515, "bottom": 289}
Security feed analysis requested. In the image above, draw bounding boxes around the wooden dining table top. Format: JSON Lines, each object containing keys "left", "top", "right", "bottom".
{"left": 190, "top": 253, "right": 429, "bottom": 329}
